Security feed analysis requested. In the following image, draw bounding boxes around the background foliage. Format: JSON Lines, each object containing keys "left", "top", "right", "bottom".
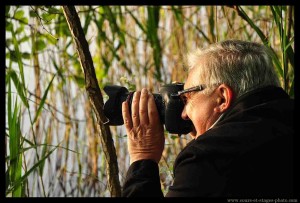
{"left": 5, "top": 5, "right": 294, "bottom": 197}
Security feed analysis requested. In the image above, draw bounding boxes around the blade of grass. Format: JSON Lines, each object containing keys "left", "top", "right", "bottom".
{"left": 5, "top": 142, "right": 80, "bottom": 162}
{"left": 6, "top": 168, "right": 10, "bottom": 192}
{"left": 271, "top": 6, "right": 294, "bottom": 68}
{"left": 51, "top": 56, "right": 66, "bottom": 83}
{"left": 6, "top": 68, "right": 29, "bottom": 108}
{"left": 147, "top": 6, "right": 162, "bottom": 81}
{"left": 6, "top": 79, "right": 12, "bottom": 196}
{"left": 270, "top": 6, "right": 294, "bottom": 93}
{"left": 235, "top": 6, "right": 283, "bottom": 78}
{"left": 125, "top": 7, "right": 147, "bottom": 34}
{"left": 83, "top": 6, "right": 92, "bottom": 34}
{"left": 33, "top": 74, "right": 56, "bottom": 124}
{"left": 10, "top": 24, "right": 26, "bottom": 98}
{"left": 284, "top": 36, "right": 294, "bottom": 52}
{"left": 288, "top": 78, "right": 294, "bottom": 98}
{"left": 7, "top": 144, "right": 60, "bottom": 195}
{"left": 103, "top": 6, "right": 126, "bottom": 46}
{"left": 7, "top": 73, "right": 12, "bottom": 135}
{"left": 39, "top": 128, "right": 49, "bottom": 176}
{"left": 9, "top": 96, "right": 22, "bottom": 197}
{"left": 171, "top": 6, "right": 184, "bottom": 27}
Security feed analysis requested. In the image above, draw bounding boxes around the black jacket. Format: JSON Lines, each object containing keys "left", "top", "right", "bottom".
{"left": 122, "top": 86, "right": 294, "bottom": 197}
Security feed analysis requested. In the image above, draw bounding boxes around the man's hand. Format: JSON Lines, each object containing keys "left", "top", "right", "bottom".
{"left": 122, "top": 88, "right": 165, "bottom": 164}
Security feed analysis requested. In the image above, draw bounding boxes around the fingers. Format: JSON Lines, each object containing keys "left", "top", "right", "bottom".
{"left": 123, "top": 88, "right": 156, "bottom": 131}
{"left": 148, "top": 94, "right": 160, "bottom": 125}
{"left": 131, "top": 91, "right": 141, "bottom": 128}
{"left": 139, "top": 88, "right": 149, "bottom": 125}
{"left": 122, "top": 100, "right": 132, "bottom": 130}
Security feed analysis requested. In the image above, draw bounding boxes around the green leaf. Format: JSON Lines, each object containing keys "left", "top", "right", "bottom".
{"left": 21, "top": 52, "right": 31, "bottom": 60}
{"left": 20, "top": 17, "right": 28, "bottom": 24}
{"left": 95, "top": 65, "right": 106, "bottom": 81}
{"left": 48, "top": 7, "right": 61, "bottom": 14}
{"left": 33, "top": 74, "right": 56, "bottom": 124}
{"left": 36, "top": 39, "right": 47, "bottom": 51}
{"left": 44, "top": 33, "right": 58, "bottom": 45}
{"left": 14, "top": 10, "right": 24, "bottom": 20}
{"left": 18, "top": 36, "right": 29, "bottom": 44}
{"left": 9, "top": 51, "right": 18, "bottom": 62}
{"left": 42, "top": 13, "right": 57, "bottom": 23}
{"left": 6, "top": 21, "right": 13, "bottom": 32}
{"left": 8, "top": 69, "right": 29, "bottom": 108}
{"left": 15, "top": 25, "right": 24, "bottom": 35}
{"left": 29, "top": 10, "right": 37, "bottom": 17}
{"left": 72, "top": 75, "right": 85, "bottom": 88}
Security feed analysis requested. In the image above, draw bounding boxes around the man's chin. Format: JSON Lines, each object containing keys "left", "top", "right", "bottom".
{"left": 189, "top": 127, "right": 197, "bottom": 138}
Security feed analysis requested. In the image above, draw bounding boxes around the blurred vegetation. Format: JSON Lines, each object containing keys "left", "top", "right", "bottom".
{"left": 5, "top": 5, "right": 294, "bottom": 197}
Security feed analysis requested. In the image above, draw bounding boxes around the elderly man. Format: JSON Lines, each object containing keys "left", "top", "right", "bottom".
{"left": 121, "top": 40, "right": 294, "bottom": 197}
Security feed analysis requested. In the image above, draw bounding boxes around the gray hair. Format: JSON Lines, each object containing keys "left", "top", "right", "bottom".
{"left": 186, "top": 40, "right": 281, "bottom": 98}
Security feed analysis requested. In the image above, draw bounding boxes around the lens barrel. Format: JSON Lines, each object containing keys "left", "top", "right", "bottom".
{"left": 103, "top": 84, "right": 193, "bottom": 134}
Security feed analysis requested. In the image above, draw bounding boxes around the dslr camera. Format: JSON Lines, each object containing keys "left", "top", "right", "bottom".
{"left": 103, "top": 83, "right": 193, "bottom": 135}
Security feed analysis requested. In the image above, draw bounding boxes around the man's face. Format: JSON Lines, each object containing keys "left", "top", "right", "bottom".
{"left": 181, "top": 68, "right": 221, "bottom": 138}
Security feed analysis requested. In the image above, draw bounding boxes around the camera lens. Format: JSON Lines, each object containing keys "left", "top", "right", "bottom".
{"left": 103, "top": 84, "right": 193, "bottom": 135}
{"left": 103, "top": 85, "right": 165, "bottom": 125}
{"left": 126, "top": 92, "right": 165, "bottom": 124}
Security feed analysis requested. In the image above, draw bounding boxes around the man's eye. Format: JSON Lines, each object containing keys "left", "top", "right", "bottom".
{"left": 180, "top": 95, "right": 188, "bottom": 105}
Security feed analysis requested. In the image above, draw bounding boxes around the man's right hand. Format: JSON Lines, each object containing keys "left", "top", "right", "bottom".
{"left": 122, "top": 88, "right": 165, "bottom": 164}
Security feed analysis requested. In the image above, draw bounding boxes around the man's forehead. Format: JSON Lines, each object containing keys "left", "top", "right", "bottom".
{"left": 185, "top": 68, "right": 199, "bottom": 88}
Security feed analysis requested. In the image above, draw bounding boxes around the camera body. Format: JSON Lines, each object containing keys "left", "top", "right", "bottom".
{"left": 103, "top": 83, "right": 193, "bottom": 135}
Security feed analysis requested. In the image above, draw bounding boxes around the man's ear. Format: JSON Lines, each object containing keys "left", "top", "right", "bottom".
{"left": 214, "top": 84, "right": 234, "bottom": 113}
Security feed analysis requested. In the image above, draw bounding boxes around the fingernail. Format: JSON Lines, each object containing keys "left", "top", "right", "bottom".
{"left": 142, "top": 88, "right": 147, "bottom": 94}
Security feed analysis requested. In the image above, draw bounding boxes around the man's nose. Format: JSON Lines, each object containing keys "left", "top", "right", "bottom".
{"left": 181, "top": 106, "right": 189, "bottom": 120}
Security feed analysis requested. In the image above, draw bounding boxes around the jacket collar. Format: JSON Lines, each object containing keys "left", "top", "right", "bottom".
{"left": 221, "top": 86, "right": 290, "bottom": 120}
